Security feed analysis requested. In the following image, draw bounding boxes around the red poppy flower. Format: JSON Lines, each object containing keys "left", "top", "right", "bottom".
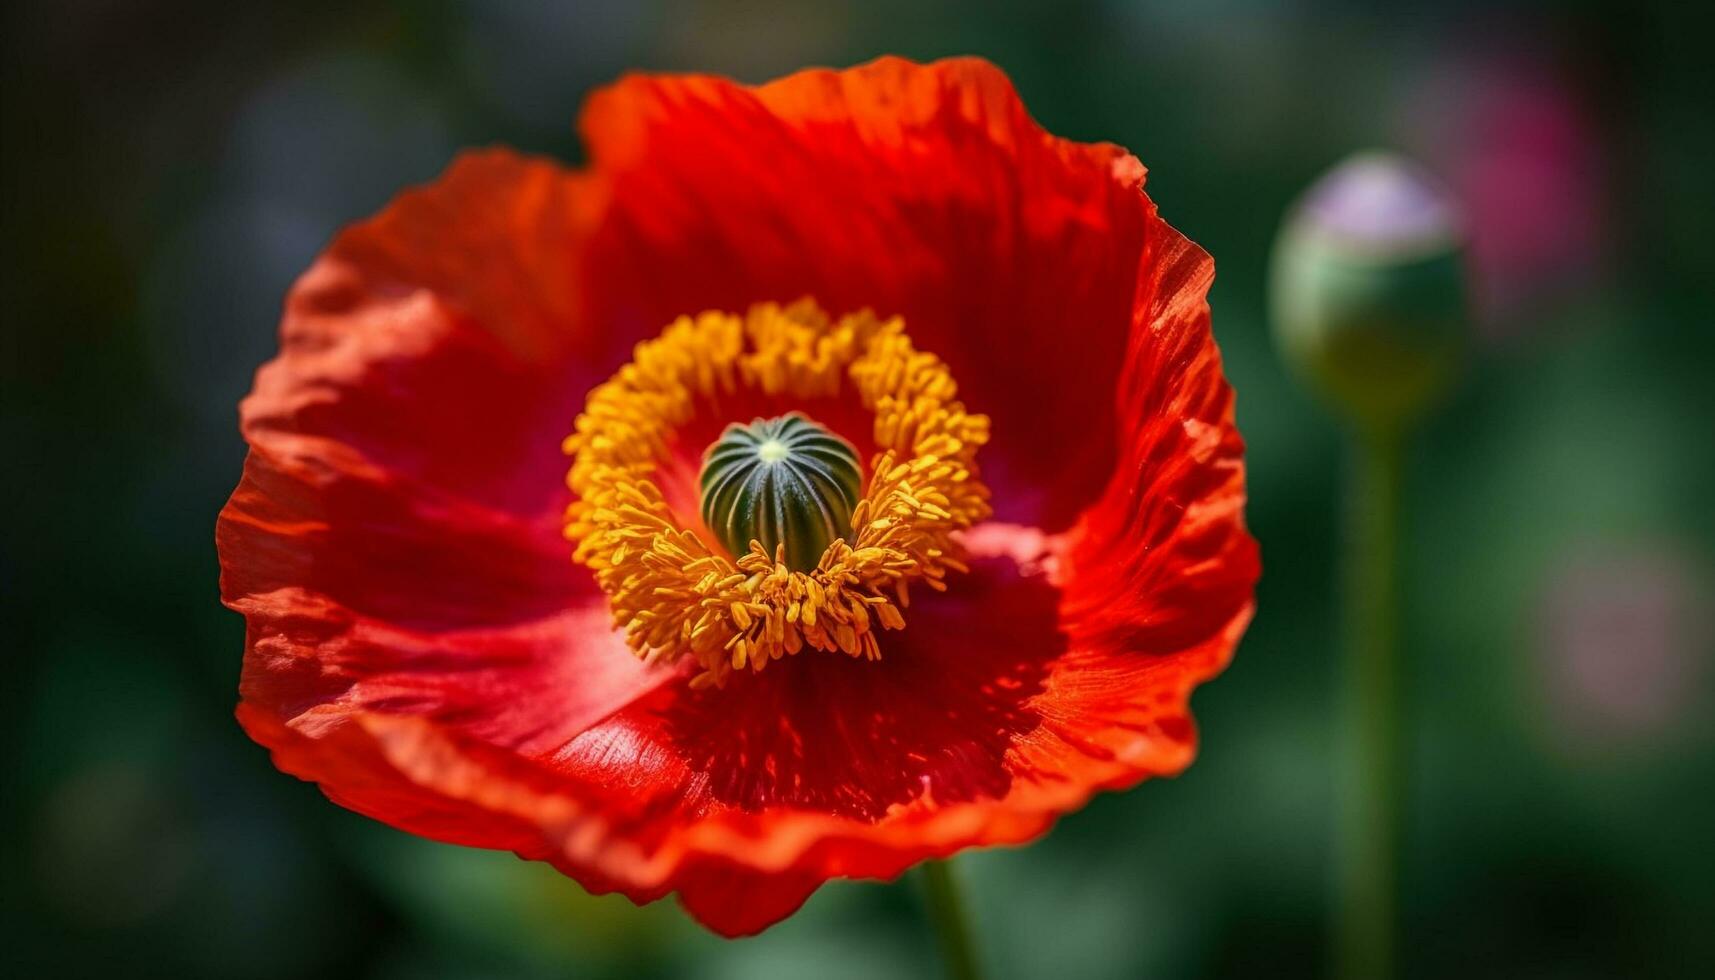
{"left": 218, "top": 56, "right": 1259, "bottom": 937}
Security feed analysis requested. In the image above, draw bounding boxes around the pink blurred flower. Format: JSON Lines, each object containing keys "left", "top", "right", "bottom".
{"left": 1405, "top": 46, "right": 1608, "bottom": 333}
{"left": 1535, "top": 545, "right": 1709, "bottom": 750}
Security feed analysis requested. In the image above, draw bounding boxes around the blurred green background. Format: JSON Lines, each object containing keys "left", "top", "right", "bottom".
{"left": 5, "top": 1, "right": 1712, "bottom": 977}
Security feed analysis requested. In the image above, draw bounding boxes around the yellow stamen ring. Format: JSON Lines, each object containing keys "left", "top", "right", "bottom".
{"left": 563, "top": 300, "right": 991, "bottom": 688}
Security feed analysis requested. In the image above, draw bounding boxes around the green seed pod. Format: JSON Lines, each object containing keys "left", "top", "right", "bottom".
{"left": 699, "top": 413, "right": 863, "bottom": 572}
{"left": 1271, "top": 151, "right": 1468, "bottom": 431}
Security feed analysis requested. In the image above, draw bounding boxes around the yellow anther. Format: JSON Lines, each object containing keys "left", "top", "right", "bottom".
{"left": 563, "top": 300, "right": 990, "bottom": 687}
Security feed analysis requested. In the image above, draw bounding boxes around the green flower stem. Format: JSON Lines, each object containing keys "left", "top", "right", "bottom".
{"left": 920, "top": 860, "right": 982, "bottom": 980}
{"left": 1336, "top": 428, "right": 1405, "bottom": 980}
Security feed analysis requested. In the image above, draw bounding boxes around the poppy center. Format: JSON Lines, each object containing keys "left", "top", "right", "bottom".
{"left": 700, "top": 414, "right": 863, "bottom": 574}
{"left": 563, "top": 300, "right": 991, "bottom": 688}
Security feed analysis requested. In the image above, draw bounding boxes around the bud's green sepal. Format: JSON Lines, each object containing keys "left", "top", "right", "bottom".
{"left": 700, "top": 413, "right": 863, "bottom": 572}
{"left": 1271, "top": 152, "right": 1467, "bottom": 431}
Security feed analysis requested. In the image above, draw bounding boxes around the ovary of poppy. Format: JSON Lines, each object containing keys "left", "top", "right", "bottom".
{"left": 217, "top": 56, "right": 1260, "bottom": 937}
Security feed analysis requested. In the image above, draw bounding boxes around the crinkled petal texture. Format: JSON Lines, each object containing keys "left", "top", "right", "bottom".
{"left": 219, "top": 57, "right": 1259, "bottom": 937}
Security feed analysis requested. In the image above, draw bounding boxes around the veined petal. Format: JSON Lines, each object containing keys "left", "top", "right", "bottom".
{"left": 579, "top": 57, "right": 1153, "bottom": 530}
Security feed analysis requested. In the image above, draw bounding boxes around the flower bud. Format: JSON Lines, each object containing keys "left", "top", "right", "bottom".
{"left": 1270, "top": 151, "right": 1467, "bottom": 430}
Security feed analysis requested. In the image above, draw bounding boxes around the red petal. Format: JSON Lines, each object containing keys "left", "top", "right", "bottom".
{"left": 578, "top": 57, "right": 1153, "bottom": 529}
{"left": 219, "top": 150, "right": 673, "bottom": 861}
{"left": 520, "top": 519, "right": 1249, "bottom": 936}
{"left": 1061, "top": 211, "right": 1260, "bottom": 662}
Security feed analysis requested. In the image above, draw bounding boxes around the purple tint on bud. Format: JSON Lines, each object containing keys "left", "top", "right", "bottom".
{"left": 1298, "top": 151, "right": 1462, "bottom": 258}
